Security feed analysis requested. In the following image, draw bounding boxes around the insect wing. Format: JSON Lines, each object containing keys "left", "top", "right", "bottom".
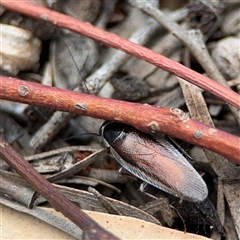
{"left": 107, "top": 125, "right": 208, "bottom": 202}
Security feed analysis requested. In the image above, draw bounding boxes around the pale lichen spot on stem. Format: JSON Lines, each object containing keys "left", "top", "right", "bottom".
{"left": 170, "top": 107, "right": 190, "bottom": 123}
{"left": 208, "top": 128, "right": 218, "bottom": 136}
{"left": 41, "top": 14, "right": 49, "bottom": 21}
{"left": 193, "top": 129, "right": 203, "bottom": 139}
{"left": 18, "top": 85, "right": 30, "bottom": 96}
{"left": 74, "top": 103, "right": 88, "bottom": 111}
{"left": 147, "top": 121, "right": 160, "bottom": 133}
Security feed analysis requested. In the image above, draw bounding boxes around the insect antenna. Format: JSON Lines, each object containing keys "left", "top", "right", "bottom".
{"left": 56, "top": 29, "right": 91, "bottom": 94}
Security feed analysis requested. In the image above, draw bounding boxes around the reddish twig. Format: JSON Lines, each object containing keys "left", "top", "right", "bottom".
{"left": 0, "top": 76, "right": 239, "bottom": 164}
{"left": 0, "top": 0, "right": 240, "bottom": 109}
{"left": 0, "top": 136, "right": 119, "bottom": 240}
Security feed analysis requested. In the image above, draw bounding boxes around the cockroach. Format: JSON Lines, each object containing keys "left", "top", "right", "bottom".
{"left": 57, "top": 31, "right": 208, "bottom": 203}
{"left": 100, "top": 121, "right": 208, "bottom": 202}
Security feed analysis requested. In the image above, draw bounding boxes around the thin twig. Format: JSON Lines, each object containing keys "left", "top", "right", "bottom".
{"left": 0, "top": 1, "right": 239, "bottom": 109}
{"left": 24, "top": 146, "right": 101, "bottom": 161}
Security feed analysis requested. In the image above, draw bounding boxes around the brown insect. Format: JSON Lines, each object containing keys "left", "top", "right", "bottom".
{"left": 100, "top": 121, "right": 208, "bottom": 202}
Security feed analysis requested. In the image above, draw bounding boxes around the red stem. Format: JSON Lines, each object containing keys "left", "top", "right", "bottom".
{"left": 0, "top": 76, "right": 239, "bottom": 164}
{"left": 0, "top": 0, "right": 239, "bottom": 109}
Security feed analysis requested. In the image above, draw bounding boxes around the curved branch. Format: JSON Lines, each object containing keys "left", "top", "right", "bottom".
{"left": 0, "top": 1, "right": 239, "bottom": 109}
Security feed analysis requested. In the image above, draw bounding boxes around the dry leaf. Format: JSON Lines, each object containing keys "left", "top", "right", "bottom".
{"left": 1, "top": 203, "right": 212, "bottom": 240}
